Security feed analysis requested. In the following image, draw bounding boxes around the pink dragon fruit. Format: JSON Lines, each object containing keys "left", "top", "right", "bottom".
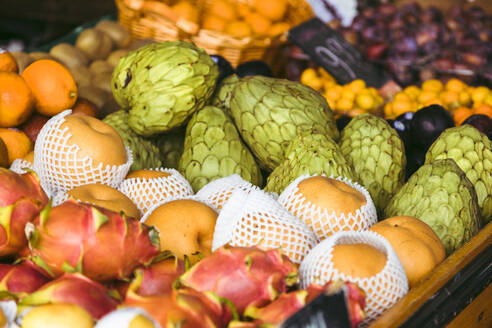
{"left": 19, "top": 273, "right": 120, "bottom": 319}
{"left": 0, "top": 260, "right": 51, "bottom": 299}
{"left": 25, "top": 199, "right": 160, "bottom": 282}
{"left": 178, "top": 245, "right": 298, "bottom": 314}
{"left": 0, "top": 168, "right": 48, "bottom": 256}
{"left": 124, "top": 272, "right": 236, "bottom": 328}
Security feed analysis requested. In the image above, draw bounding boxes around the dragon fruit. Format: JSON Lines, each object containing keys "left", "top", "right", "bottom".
{"left": 19, "top": 273, "right": 119, "bottom": 319}
{"left": 0, "top": 260, "right": 51, "bottom": 299}
{"left": 178, "top": 245, "right": 298, "bottom": 314}
{"left": 124, "top": 273, "right": 236, "bottom": 328}
{"left": 25, "top": 199, "right": 160, "bottom": 282}
{"left": 0, "top": 168, "right": 48, "bottom": 256}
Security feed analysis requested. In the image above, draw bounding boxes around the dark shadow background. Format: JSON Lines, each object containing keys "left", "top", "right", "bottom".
{"left": 0, "top": 0, "right": 117, "bottom": 51}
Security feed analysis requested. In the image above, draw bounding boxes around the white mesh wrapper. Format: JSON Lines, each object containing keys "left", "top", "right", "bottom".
{"left": 118, "top": 168, "right": 193, "bottom": 214}
{"left": 299, "top": 230, "right": 408, "bottom": 325}
{"left": 212, "top": 188, "right": 319, "bottom": 264}
{"left": 195, "top": 174, "right": 264, "bottom": 211}
{"left": 33, "top": 110, "right": 133, "bottom": 195}
{"left": 279, "top": 174, "right": 377, "bottom": 241}
{"left": 9, "top": 159, "right": 34, "bottom": 175}
{"left": 52, "top": 190, "right": 70, "bottom": 207}
{"left": 95, "top": 307, "right": 161, "bottom": 328}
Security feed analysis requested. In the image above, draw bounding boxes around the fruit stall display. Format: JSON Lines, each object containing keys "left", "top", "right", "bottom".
{"left": 0, "top": 2, "right": 490, "bottom": 327}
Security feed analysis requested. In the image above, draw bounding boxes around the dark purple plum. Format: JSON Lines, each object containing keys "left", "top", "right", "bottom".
{"left": 390, "top": 111, "right": 414, "bottom": 146}
{"left": 410, "top": 104, "right": 454, "bottom": 150}
{"left": 236, "top": 60, "right": 274, "bottom": 78}
{"left": 336, "top": 115, "right": 352, "bottom": 132}
{"left": 461, "top": 114, "right": 492, "bottom": 140}
{"left": 405, "top": 144, "right": 427, "bottom": 181}
{"left": 210, "top": 55, "right": 235, "bottom": 83}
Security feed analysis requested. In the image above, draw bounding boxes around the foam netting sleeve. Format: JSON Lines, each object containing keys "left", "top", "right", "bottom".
{"left": 118, "top": 168, "right": 194, "bottom": 214}
{"left": 9, "top": 159, "right": 33, "bottom": 175}
{"left": 212, "top": 188, "right": 319, "bottom": 264}
{"left": 278, "top": 174, "right": 378, "bottom": 241}
{"left": 33, "top": 110, "right": 133, "bottom": 195}
{"left": 299, "top": 230, "right": 408, "bottom": 325}
{"left": 195, "top": 174, "right": 267, "bottom": 212}
{"left": 94, "top": 307, "right": 160, "bottom": 328}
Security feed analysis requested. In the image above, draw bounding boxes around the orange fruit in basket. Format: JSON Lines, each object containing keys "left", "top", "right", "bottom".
{"left": 224, "top": 20, "right": 253, "bottom": 39}
{"left": 244, "top": 12, "right": 272, "bottom": 36}
{"left": 269, "top": 22, "right": 291, "bottom": 37}
{"left": 210, "top": 0, "right": 237, "bottom": 21}
{"left": 236, "top": 3, "right": 252, "bottom": 18}
{"left": 0, "top": 49, "right": 18, "bottom": 73}
{"left": 0, "top": 128, "right": 32, "bottom": 165}
{"left": 254, "top": 0, "right": 287, "bottom": 22}
{"left": 453, "top": 106, "right": 473, "bottom": 125}
{"left": 474, "top": 104, "right": 492, "bottom": 119}
{"left": 202, "top": 15, "right": 227, "bottom": 32}
{"left": 0, "top": 72, "right": 35, "bottom": 127}
{"left": 21, "top": 59, "right": 78, "bottom": 117}
{"left": 172, "top": 1, "right": 199, "bottom": 23}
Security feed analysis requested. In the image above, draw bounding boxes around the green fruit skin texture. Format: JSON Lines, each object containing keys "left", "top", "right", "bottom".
{"left": 179, "top": 105, "right": 262, "bottom": 192}
{"left": 154, "top": 128, "right": 185, "bottom": 170}
{"left": 384, "top": 158, "right": 482, "bottom": 255}
{"left": 340, "top": 113, "right": 406, "bottom": 215}
{"left": 112, "top": 41, "right": 219, "bottom": 137}
{"left": 103, "top": 110, "right": 162, "bottom": 172}
{"left": 425, "top": 125, "right": 492, "bottom": 223}
{"left": 208, "top": 74, "right": 239, "bottom": 116}
{"left": 265, "top": 133, "right": 355, "bottom": 194}
{"left": 229, "top": 76, "right": 339, "bottom": 170}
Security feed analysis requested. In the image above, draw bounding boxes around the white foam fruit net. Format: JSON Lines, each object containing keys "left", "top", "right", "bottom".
{"left": 118, "top": 168, "right": 194, "bottom": 215}
{"left": 51, "top": 190, "right": 69, "bottom": 207}
{"left": 9, "top": 159, "right": 34, "bottom": 175}
{"left": 195, "top": 174, "right": 264, "bottom": 211}
{"left": 279, "top": 174, "right": 378, "bottom": 241}
{"left": 33, "top": 110, "right": 133, "bottom": 196}
{"left": 212, "top": 188, "right": 319, "bottom": 264}
{"left": 299, "top": 230, "right": 408, "bottom": 325}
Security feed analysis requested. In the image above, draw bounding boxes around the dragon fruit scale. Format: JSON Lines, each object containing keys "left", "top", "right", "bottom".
{"left": 19, "top": 273, "right": 119, "bottom": 319}
{"left": 25, "top": 199, "right": 160, "bottom": 282}
{"left": 0, "top": 168, "right": 48, "bottom": 256}
{"left": 178, "top": 245, "right": 299, "bottom": 314}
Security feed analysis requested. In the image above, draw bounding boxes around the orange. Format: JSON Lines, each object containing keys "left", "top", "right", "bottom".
{"left": 421, "top": 79, "right": 443, "bottom": 93}
{"left": 0, "top": 128, "right": 32, "bottom": 165}
{"left": 202, "top": 16, "right": 227, "bottom": 32}
{"left": 244, "top": 12, "right": 272, "bottom": 36}
{"left": 0, "top": 49, "right": 18, "bottom": 73}
{"left": 269, "top": 22, "right": 291, "bottom": 37}
{"left": 236, "top": 3, "right": 252, "bottom": 18}
{"left": 172, "top": 1, "right": 199, "bottom": 23}
{"left": 21, "top": 59, "right": 78, "bottom": 117}
{"left": 453, "top": 106, "right": 473, "bottom": 125}
{"left": 224, "top": 20, "right": 253, "bottom": 39}
{"left": 0, "top": 72, "right": 35, "bottom": 127}
{"left": 254, "top": 0, "right": 287, "bottom": 21}
{"left": 473, "top": 104, "right": 492, "bottom": 119}
{"left": 445, "top": 78, "right": 466, "bottom": 93}
{"left": 209, "top": 0, "right": 237, "bottom": 21}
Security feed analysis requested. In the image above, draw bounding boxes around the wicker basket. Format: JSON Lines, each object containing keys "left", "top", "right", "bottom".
{"left": 115, "top": 0, "right": 314, "bottom": 66}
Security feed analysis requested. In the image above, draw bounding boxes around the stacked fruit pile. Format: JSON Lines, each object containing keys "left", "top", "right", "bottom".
{"left": 0, "top": 38, "right": 491, "bottom": 327}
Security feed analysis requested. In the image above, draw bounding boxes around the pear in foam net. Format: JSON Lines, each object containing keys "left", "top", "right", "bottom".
{"left": 118, "top": 168, "right": 193, "bottom": 215}
{"left": 279, "top": 174, "right": 377, "bottom": 241}
{"left": 33, "top": 110, "right": 132, "bottom": 195}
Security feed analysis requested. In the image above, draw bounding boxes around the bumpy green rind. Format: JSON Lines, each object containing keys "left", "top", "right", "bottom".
{"left": 340, "top": 113, "right": 406, "bottom": 215}
{"left": 153, "top": 128, "right": 186, "bottom": 170}
{"left": 208, "top": 74, "right": 240, "bottom": 116}
{"left": 384, "top": 158, "right": 482, "bottom": 255}
{"left": 425, "top": 125, "right": 492, "bottom": 223}
{"left": 112, "top": 41, "right": 219, "bottom": 136}
{"left": 103, "top": 110, "right": 162, "bottom": 171}
{"left": 178, "top": 105, "right": 262, "bottom": 192}
{"left": 265, "top": 133, "right": 355, "bottom": 194}
{"left": 229, "top": 76, "right": 339, "bottom": 170}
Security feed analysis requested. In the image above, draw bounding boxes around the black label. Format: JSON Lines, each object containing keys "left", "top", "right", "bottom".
{"left": 282, "top": 290, "right": 351, "bottom": 328}
{"left": 288, "top": 18, "right": 390, "bottom": 88}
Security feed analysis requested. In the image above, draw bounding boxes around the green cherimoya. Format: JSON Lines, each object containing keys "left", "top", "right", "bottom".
{"left": 229, "top": 76, "right": 339, "bottom": 170}
{"left": 340, "top": 113, "right": 406, "bottom": 215}
{"left": 112, "top": 41, "right": 218, "bottom": 137}
{"left": 265, "top": 133, "right": 355, "bottom": 194}
{"left": 178, "top": 105, "right": 262, "bottom": 192}
{"left": 425, "top": 125, "right": 492, "bottom": 223}
{"left": 154, "top": 128, "right": 185, "bottom": 170}
{"left": 103, "top": 110, "right": 162, "bottom": 171}
{"left": 384, "top": 158, "right": 482, "bottom": 255}
{"left": 208, "top": 74, "right": 240, "bottom": 116}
